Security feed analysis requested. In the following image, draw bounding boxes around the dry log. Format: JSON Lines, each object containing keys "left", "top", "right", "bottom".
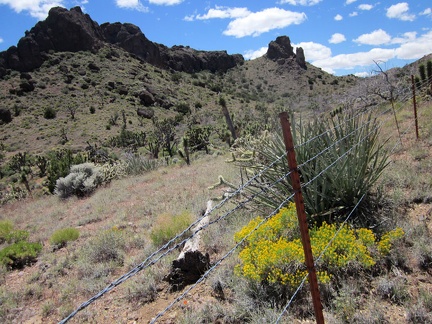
{"left": 165, "top": 200, "right": 213, "bottom": 291}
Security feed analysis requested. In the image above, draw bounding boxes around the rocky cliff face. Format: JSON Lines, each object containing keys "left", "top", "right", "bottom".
{"left": 0, "top": 6, "right": 244, "bottom": 77}
{"left": 266, "top": 36, "right": 306, "bottom": 69}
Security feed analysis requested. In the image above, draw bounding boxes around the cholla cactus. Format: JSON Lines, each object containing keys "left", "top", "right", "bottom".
{"left": 55, "top": 163, "right": 103, "bottom": 198}
{"left": 99, "top": 161, "right": 127, "bottom": 183}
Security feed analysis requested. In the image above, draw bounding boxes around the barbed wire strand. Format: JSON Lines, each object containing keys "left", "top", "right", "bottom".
{"left": 59, "top": 152, "right": 290, "bottom": 324}
{"left": 275, "top": 193, "right": 366, "bottom": 323}
{"left": 59, "top": 80, "right": 425, "bottom": 323}
{"left": 150, "top": 192, "right": 296, "bottom": 324}
{"left": 151, "top": 108, "right": 392, "bottom": 322}
{"left": 274, "top": 88, "right": 426, "bottom": 320}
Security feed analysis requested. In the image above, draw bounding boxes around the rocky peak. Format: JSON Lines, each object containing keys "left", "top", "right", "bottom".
{"left": 0, "top": 7, "right": 243, "bottom": 76}
{"left": 0, "top": 6, "right": 104, "bottom": 72}
{"left": 266, "top": 36, "right": 306, "bottom": 69}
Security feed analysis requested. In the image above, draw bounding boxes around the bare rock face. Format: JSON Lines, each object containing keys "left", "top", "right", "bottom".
{"left": 266, "top": 36, "right": 295, "bottom": 60}
{"left": 266, "top": 36, "right": 307, "bottom": 70}
{"left": 0, "top": 7, "right": 104, "bottom": 72}
{"left": 160, "top": 45, "right": 244, "bottom": 73}
{"left": 0, "top": 6, "right": 244, "bottom": 75}
{"left": 100, "top": 22, "right": 162, "bottom": 65}
{"left": 296, "top": 47, "right": 307, "bottom": 69}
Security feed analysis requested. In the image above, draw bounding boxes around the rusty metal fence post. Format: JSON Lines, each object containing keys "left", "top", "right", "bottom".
{"left": 279, "top": 112, "right": 325, "bottom": 324}
{"left": 411, "top": 75, "right": 419, "bottom": 140}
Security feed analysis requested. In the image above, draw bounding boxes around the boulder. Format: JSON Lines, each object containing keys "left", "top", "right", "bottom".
{"left": 136, "top": 108, "right": 154, "bottom": 119}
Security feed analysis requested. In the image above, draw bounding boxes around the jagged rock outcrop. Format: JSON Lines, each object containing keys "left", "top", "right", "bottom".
{"left": 296, "top": 47, "right": 306, "bottom": 69}
{"left": 266, "top": 36, "right": 306, "bottom": 69}
{"left": 100, "top": 23, "right": 243, "bottom": 73}
{"left": 267, "top": 36, "right": 295, "bottom": 60}
{"left": 0, "top": 7, "right": 103, "bottom": 73}
{"left": 100, "top": 22, "right": 162, "bottom": 65}
{"left": 159, "top": 45, "right": 244, "bottom": 73}
{"left": 0, "top": 6, "right": 243, "bottom": 76}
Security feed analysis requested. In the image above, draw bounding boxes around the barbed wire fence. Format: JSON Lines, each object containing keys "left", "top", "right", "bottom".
{"left": 59, "top": 74, "right": 430, "bottom": 324}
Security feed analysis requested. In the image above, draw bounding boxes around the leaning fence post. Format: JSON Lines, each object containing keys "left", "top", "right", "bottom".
{"left": 411, "top": 75, "right": 419, "bottom": 140}
{"left": 279, "top": 112, "right": 325, "bottom": 324}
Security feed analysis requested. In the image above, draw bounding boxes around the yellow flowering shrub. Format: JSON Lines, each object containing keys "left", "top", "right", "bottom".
{"left": 377, "top": 227, "right": 405, "bottom": 254}
{"left": 235, "top": 203, "right": 404, "bottom": 292}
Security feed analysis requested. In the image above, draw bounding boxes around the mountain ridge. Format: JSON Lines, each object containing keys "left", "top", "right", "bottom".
{"left": 0, "top": 6, "right": 246, "bottom": 77}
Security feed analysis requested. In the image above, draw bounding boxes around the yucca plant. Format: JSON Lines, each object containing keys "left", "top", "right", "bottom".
{"left": 236, "top": 110, "right": 389, "bottom": 227}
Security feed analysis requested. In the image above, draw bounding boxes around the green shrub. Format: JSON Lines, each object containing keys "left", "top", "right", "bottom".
{"left": 0, "top": 241, "right": 42, "bottom": 269}
{"left": 107, "top": 128, "right": 146, "bottom": 150}
{"left": 84, "top": 229, "right": 125, "bottom": 264}
{"left": 175, "top": 102, "right": 191, "bottom": 115}
{"left": 150, "top": 211, "right": 193, "bottom": 247}
{"left": 5, "top": 230, "right": 29, "bottom": 243}
{"left": 0, "top": 221, "right": 29, "bottom": 244}
{"left": 0, "top": 220, "right": 13, "bottom": 243}
{"left": 55, "top": 163, "right": 102, "bottom": 198}
{"left": 50, "top": 228, "right": 79, "bottom": 248}
{"left": 43, "top": 107, "right": 56, "bottom": 119}
{"left": 122, "top": 153, "right": 160, "bottom": 175}
{"left": 46, "top": 149, "right": 86, "bottom": 193}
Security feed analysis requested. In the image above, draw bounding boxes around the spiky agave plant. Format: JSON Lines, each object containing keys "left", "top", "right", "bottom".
{"left": 236, "top": 109, "right": 389, "bottom": 227}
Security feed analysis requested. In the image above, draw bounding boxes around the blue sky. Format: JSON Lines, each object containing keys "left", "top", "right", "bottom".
{"left": 0, "top": 1, "right": 431, "bottom": 76}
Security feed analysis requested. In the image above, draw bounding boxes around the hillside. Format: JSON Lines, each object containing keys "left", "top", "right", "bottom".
{"left": 0, "top": 7, "right": 357, "bottom": 158}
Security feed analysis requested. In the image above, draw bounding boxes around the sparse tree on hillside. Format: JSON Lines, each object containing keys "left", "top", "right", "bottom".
{"left": 150, "top": 117, "right": 177, "bottom": 157}
{"left": 427, "top": 61, "right": 432, "bottom": 83}
{"left": 219, "top": 96, "right": 236, "bottom": 145}
{"left": 419, "top": 64, "right": 427, "bottom": 85}
{"left": 372, "top": 61, "right": 401, "bottom": 140}
{"left": 67, "top": 103, "right": 78, "bottom": 120}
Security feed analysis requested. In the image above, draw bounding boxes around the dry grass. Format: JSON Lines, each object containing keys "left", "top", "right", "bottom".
{"left": 1, "top": 48, "right": 432, "bottom": 322}
{"left": 0, "top": 153, "right": 242, "bottom": 323}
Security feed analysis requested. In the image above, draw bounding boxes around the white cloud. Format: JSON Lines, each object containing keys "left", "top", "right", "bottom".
{"left": 244, "top": 46, "right": 267, "bottom": 60}
{"left": 278, "top": 0, "right": 322, "bottom": 5}
{"left": 293, "top": 41, "right": 331, "bottom": 61}
{"left": 312, "top": 48, "right": 396, "bottom": 74}
{"left": 334, "top": 14, "right": 343, "bottom": 21}
{"left": 349, "top": 11, "right": 358, "bottom": 17}
{"left": 386, "top": 2, "right": 415, "bottom": 21}
{"left": 420, "top": 8, "right": 431, "bottom": 16}
{"left": 0, "top": 37, "right": 3, "bottom": 43}
{"left": 116, "top": 0, "right": 148, "bottom": 12}
{"left": 0, "top": 0, "right": 65, "bottom": 19}
{"left": 148, "top": 0, "right": 184, "bottom": 5}
{"left": 354, "top": 71, "right": 371, "bottom": 78}
{"left": 358, "top": 4, "right": 373, "bottom": 11}
{"left": 195, "top": 7, "right": 250, "bottom": 20}
{"left": 311, "top": 30, "right": 432, "bottom": 74}
{"left": 391, "top": 31, "right": 416, "bottom": 44}
{"left": 354, "top": 29, "right": 391, "bottom": 45}
{"left": 345, "top": 0, "right": 357, "bottom": 4}
{"left": 395, "top": 30, "right": 432, "bottom": 59}
{"left": 223, "top": 8, "right": 307, "bottom": 38}
{"left": 329, "top": 33, "right": 346, "bottom": 44}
